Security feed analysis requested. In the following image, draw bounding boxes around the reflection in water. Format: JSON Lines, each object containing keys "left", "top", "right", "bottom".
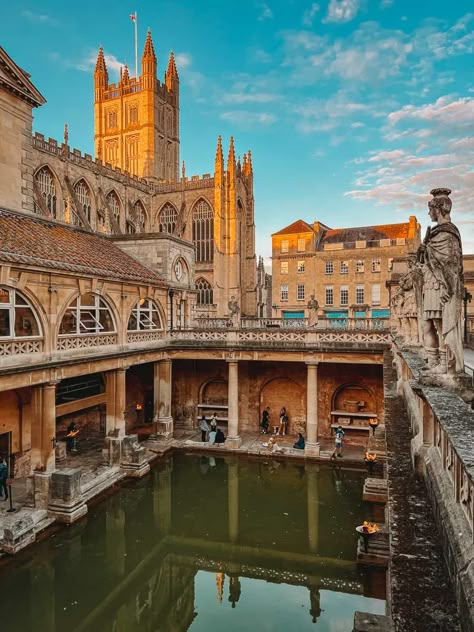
{"left": 0, "top": 453, "right": 385, "bottom": 631}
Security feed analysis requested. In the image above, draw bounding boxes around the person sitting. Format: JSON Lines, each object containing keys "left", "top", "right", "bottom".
{"left": 215, "top": 428, "right": 225, "bottom": 446}
{"left": 260, "top": 407, "right": 270, "bottom": 434}
{"left": 66, "top": 422, "right": 79, "bottom": 452}
{"left": 209, "top": 429, "right": 217, "bottom": 445}
{"left": 262, "top": 435, "right": 282, "bottom": 453}
{"left": 293, "top": 433, "right": 305, "bottom": 450}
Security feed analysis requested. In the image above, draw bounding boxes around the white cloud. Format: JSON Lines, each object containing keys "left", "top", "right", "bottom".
{"left": 174, "top": 52, "right": 192, "bottom": 70}
{"left": 258, "top": 2, "right": 274, "bottom": 20}
{"left": 252, "top": 48, "right": 272, "bottom": 63}
{"left": 388, "top": 96, "right": 474, "bottom": 127}
{"left": 222, "top": 92, "right": 278, "bottom": 104}
{"left": 73, "top": 51, "right": 127, "bottom": 77}
{"left": 324, "top": 0, "right": 360, "bottom": 24}
{"left": 380, "top": 0, "right": 394, "bottom": 7}
{"left": 220, "top": 111, "right": 276, "bottom": 128}
{"left": 21, "top": 9, "right": 58, "bottom": 25}
{"left": 302, "top": 3, "right": 320, "bottom": 27}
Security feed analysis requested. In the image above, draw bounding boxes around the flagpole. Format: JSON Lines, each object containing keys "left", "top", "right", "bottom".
{"left": 134, "top": 11, "right": 138, "bottom": 78}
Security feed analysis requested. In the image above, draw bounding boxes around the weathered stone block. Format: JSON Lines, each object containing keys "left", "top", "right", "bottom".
{"left": 120, "top": 435, "right": 150, "bottom": 478}
{"left": 32, "top": 472, "right": 51, "bottom": 509}
{"left": 48, "top": 468, "right": 87, "bottom": 523}
{"left": 1, "top": 512, "right": 35, "bottom": 554}
{"left": 102, "top": 436, "right": 122, "bottom": 466}
{"left": 224, "top": 436, "right": 242, "bottom": 450}
{"left": 55, "top": 442, "right": 67, "bottom": 463}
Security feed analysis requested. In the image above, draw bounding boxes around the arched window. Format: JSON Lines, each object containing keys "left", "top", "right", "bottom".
{"left": 59, "top": 294, "right": 115, "bottom": 335}
{"left": 0, "top": 287, "right": 41, "bottom": 338}
{"left": 133, "top": 200, "right": 146, "bottom": 232}
{"left": 192, "top": 199, "right": 214, "bottom": 263}
{"left": 74, "top": 179, "right": 92, "bottom": 224}
{"left": 34, "top": 167, "right": 57, "bottom": 217}
{"left": 195, "top": 278, "right": 213, "bottom": 305}
{"left": 106, "top": 191, "right": 121, "bottom": 228}
{"left": 158, "top": 203, "right": 178, "bottom": 234}
{"left": 128, "top": 299, "right": 163, "bottom": 330}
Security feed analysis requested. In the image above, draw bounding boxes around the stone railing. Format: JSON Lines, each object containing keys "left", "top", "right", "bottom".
{"left": 127, "top": 330, "right": 164, "bottom": 344}
{"left": 0, "top": 338, "right": 43, "bottom": 356}
{"left": 57, "top": 334, "right": 118, "bottom": 351}
{"left": 197, "top": 317, "right": 389, "bottom": 332}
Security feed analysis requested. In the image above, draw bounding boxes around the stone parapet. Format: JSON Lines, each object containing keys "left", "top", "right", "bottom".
{"left": 120, "top": 434, "right": 150, "bottom": 477}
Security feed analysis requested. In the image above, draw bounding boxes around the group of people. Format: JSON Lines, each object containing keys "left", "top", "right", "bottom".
{"left": 260, "top": 406, "right": 289, "bottom": 436}
{"left": 200, "top": 413, "right": 226, "bottom": 445}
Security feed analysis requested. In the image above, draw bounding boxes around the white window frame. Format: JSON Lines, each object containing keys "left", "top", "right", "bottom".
{"left": 371, "top": 284, "right": 381, "bottom": 306}
{"left": 280, "top": 285, "right": 289, "bottom": 302}
{"left": 372, "top": 259, "right": 381, "bottom": 273}
{"left": 60, "top": 294, "right": 116, "bottom": 336}
{"left": 325, "top": 286, "right": 334, "bottom": 306}
{"left": 340, "top": 286, "right": 349, "bottom": 306}
{"left": 297, "top": 284, "right": 305, "bottom": 301}
{"left": 297, "top": 238, "right": 306, "bottom": 252}
{"left": 297, "top": 260, "right": 305, "bottom": 274}
{"left": 0, "top": 288, "right": 42, "bottom": 339}
{"left": 280, "top": 261, "right": 288, "bottom": 275}
{"left": 325, "top": 261, "right": 334, "bottom": 275}
{"left": 128, "top": 298, "right": 163, "bottom": 331}
{"left": 356, "top": 260, "right": 365, "bottom": 274}
{"left": 356, "top": 285, "right": 365, "bottom": 305}
{"left": 340, "top": 261, "right": 349, "bottom": 274}
{"left": 281, "top": 240, "right": 289, "bottom": 254}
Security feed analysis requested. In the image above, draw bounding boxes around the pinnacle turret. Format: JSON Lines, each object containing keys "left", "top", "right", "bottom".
{"left": 95, "top": 46, "right": 108, "bottom": 75}
{"left": 122, "top": 65, "right": 130, "bottom": 83}
{"left": 227, "top": 136, "right": 235, "bottom": 171}
{"left": 142, "top": 29, "right": 156, "bottom": 60}
{"left": 165, "top": 51, "right": 179, "bottom": 91}
{"left": 215, "top": 135, "right": 223, "bottom": 166}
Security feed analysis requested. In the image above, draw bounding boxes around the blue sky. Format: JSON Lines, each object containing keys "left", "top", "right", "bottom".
{"left": 2, "top": 1, "right": 474, "bottom": 259}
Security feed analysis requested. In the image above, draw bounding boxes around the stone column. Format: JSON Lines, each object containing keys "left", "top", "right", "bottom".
{"left": 228, "top": 460, "right": 239, "bottom": 543}
{"left": 225, "top": 359, "right": 241, "bottom": 449}
{"left": 105, "top": 371, "right": 117, "bottom": 435}
{"left": 114, "top": 368, "right": 127, "bottom": 437}
{"left": 153, "top": 359, "right": 173, "bottom": 438}
{"left": 305, "top": 362, "right": 320, "bottom": 457}
{"left": 42, "top": 382, "right": 57, "bottom": 472}
{"left": 306, "top": 464, "right": 319, "bottom": 553}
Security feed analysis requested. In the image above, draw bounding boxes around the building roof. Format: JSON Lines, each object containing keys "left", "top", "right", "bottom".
{"left": 0, "top": 47, "right": 46, "bottom": 107}
{"left": 0, "top": 209, "right": 166, "bottom": 286}
{"left": 272, "top": 219, "right": 313, "bottom": 236}
{"left": 321, "top": 222, "right": 411, "bottom": 245}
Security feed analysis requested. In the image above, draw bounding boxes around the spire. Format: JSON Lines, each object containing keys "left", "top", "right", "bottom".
{"left": 247, "top": 150, "right": 253, "bottom": 174}
{"left": 215, "top": 135, "right": 223, "bottom": 167}
{"left": 142, "top": 29, "right": 156, "bottom": 60}
{"left": 122, "top": 64, "right": 130, "bottom": 83}
{"left": 63, "top": 123, "right": 69, "bottom": 146}
{"left": 227, "top": 136, "right": 235, "bottom": 171}
{"left": 165, "top": 51, "right": 179, "bottom": 91}
{"left": 242, "top": 153, "right": 248, "bottom": 174}
{"left": 95, "top": 46, "right": 107, "bottom": 75}
{"left": 182, "top": 160, "right": 186, "bottom": 180}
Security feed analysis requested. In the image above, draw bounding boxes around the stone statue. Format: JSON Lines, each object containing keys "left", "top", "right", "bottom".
{"left": 228, "top": 296, "right": 240, "bottom": 328}
{"left": 390, "top": 287, "right": 404, "bottom": 336}
{"left": 307, "top": 295, "right": 319, "bottom": 328}
{"left": 416, "top": 188, "right": 464, "bottom": 374}
{"left": 398, "top": 254, "right": 422, "bottom": 345}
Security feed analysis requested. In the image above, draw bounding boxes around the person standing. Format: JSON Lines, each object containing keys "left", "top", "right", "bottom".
{"left": 333, "top": 425, "right": 345, "bottom": 458}
{"left": 200, "top": 416, "right": 210, "bottom": 442}
{"left": 261, "top": 407, "right": 270, "bottom": 434}
{"left": 210, "top": 413, "right": 218, "bottom": 432}
{"left": 0, "top": 458, "right": 8, "bottom": 500}
{"left": 66, "top": 422, "right": 79, "bottom": 452}
{"left": 279, "top": 407, "right": 288, "bottom": 436}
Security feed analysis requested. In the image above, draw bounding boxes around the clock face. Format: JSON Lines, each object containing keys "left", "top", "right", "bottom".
{"left": 174, "top": 260, "right": 184, "bottom": 281}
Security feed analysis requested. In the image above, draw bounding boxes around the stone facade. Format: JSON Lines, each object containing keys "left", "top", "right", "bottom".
{"left": 271, "top": 217, "right": 421, "bottom": 320}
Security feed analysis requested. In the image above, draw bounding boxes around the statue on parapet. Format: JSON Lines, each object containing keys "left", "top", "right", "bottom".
{"left": 307, "top": 294, "right": 319, "bottom": 328}
{"left": 416, "top": 188, "right": 464, "bottom": 374}
{"left": 228, "top": 296, "right": 240, "bottom": 328}
{"left": 398, "top": 253, "right": 423, "bottom": 346}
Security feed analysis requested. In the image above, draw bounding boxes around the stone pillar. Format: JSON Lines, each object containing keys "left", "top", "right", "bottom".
{"left": 42, "top": 382, "right": 57, "bottom": 472}
{"left": 153, "top": 359, "right": 173, "bottom": 438}
{"left": 114, "top": 368, "right": 127, "bottom": 437}
{"left": 306, "top": 464, "right": 319, "bottom": 553}
{"left": 105, "top": 371, "right": 117, "bottom": 435}
{"left": 228, "top": 460, "right": 239, "bottom": 543}
{"left": 305, "top": 362, "right": 320, "bottom": 457}
{"left": 225, "top": 360, "right": 241, "bottom": 449}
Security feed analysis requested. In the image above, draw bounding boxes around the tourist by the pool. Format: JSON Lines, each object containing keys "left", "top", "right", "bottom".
{"left": 293, "top": 433, "right": 305, "bottom": 450}
{"left": 263, "top": 435, "right": 282, "bottom": 453}
{"left": 66, "top": 421, "right": 79, "bottom": 451}
{"left": 261, "top": 406, "right": 270, "bottom": 434}
{"left": 215, "top": 428, "right": 225, "bottom": 445}
{"left": 279, "top": 406, "right": 288, "bottom": 435}
{"left": 200, "top": 416, "right": 210, "bottom": 442}
{"left": 331, "top": 425, "right": 344, "bottom": 459}
{"left": 209, "top": 429, "right": 217, "bottom": 444}
{"left": 210, "top": 413, "right": 218, "bottom": 432}
{"left": 0, "top": 458, "right": 8, "bottom": 501}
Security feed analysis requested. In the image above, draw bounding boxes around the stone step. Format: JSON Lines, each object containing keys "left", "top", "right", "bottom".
{"left": 363, "top": 477, "right": 388, "bottom": 503}
{"left": 356, "top": 528, "right": 390, "bottom": 567}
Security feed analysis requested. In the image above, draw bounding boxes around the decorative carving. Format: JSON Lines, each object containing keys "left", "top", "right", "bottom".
{"left": 416, "top": 188, "right": 464, "bottom": 374}
{"left": 307, "top": 295, "right": 319, "bottom": 328}
{"left": 227, "top": 296, "right": 240, "bottom": 328}
{"left": 57, "top": 334, "right": 117, "bottom": 350}
{"left": 0, "top": 339, "right": 43, "bottom": 356}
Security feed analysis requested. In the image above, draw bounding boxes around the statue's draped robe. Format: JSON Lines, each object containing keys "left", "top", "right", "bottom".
{"left": 423, "top": 222, "right": 464, "bottom": 371}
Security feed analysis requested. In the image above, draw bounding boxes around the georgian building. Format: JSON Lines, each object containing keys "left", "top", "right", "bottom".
{"left": 271, "top": 218, "right": 421, "bottom": 320}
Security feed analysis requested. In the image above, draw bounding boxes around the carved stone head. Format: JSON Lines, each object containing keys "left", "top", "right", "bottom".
{"left": 428, "top": 188, "right": 452, "bottom": 222}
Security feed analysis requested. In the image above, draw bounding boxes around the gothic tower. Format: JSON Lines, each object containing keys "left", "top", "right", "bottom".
{"left": 93, "top": 30, "right": 180, "bottom": 181}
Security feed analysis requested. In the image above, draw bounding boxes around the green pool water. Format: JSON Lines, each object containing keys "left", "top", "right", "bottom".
{"left": 0, "top": 453, "right": 385, "bottom": 631}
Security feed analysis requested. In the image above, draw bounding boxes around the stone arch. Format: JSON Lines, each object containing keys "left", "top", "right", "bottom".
{"left": 199, "top": 377, "right": 228, "bottom": 407}
{"left": 73, "top": 177, "right": 94, "bottom": 225}
{"left": 127, "top": 297, "right": 165, "bottom": 331}
{"left": 33, "top": 164, "right": 63, "bottom": 219}
{"left": 171, "top": 254, "right": 190, "bottom": 285}
{"left": 157, "top": 201, "right": 178, "bottom": 234}
{"left": 0, "top": 285, "right": 45, "bottom": 340}
{"left": 259, "top": 376, "right": 305, "bottom": 433}
{"left": 105, "top": 188, "right": 123, "bottom": 228}
{"left": 331, "top": 383, "right": 377, "bottom": 415}
{"left": 195, "top": 277, "right": 213, "bottom": 306}
{"left": 129, "top": 199, "right": 147, "bottom": 233}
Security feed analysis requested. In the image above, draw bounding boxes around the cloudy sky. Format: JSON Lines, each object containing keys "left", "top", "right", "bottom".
{"left": 3, "top": 1, "right": 474, "bottom": 258}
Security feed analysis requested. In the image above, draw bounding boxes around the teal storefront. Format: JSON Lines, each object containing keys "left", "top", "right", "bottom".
{"left": 282, "top": 311, "right": 305, "bottom": 319}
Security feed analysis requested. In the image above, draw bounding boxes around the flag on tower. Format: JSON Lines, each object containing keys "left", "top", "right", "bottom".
{"left": 129, "top": 13, "right": 136, "bottom": 22}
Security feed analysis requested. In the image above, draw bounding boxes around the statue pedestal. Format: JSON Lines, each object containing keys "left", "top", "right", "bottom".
{"left": 224, "top": 436, "right": 242, "bottom": 450}
{"left": 120, "top": 434, "right": 150, "bottom": 478}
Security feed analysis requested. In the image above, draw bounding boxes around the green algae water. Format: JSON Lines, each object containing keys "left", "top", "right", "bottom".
{"left": 0, "top": 453, "right": 385, "bottom": 631}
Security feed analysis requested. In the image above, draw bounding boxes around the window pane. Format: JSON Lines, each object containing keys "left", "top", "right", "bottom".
{"left": 297, "top": 261, "right": 305, "bottom": 273}
{"left": 14, "top": 307, "right": 39, "bottom": 337}
{"left": 281, "top": 240, "right": 289, "bottom": 253}
{"left": 98, "top": 308, "right": 114, "bottom": 332}
{"left": 340, "top": 261, "right": 349, "bottom": 274}
{"left": 280, "top": 261, "right": 288, "bottom": 275}
{"left": 297, "top": 285, "right": 305, "bottom": 300}
{"left": 59, "top": 311, "right": 76, "bottom": 335}
{"left": 0, "top": 289, "right": 10, "bottom": 304}
{"left": 297, "top": 238, "right": 305, "bottom": 252}
{"left": 325, "top": 261, "right": 333, "bottom": 274}
{"left": 0, "top": 309, "right": 10, "bottom": 336}
{"left": 80, "top": 293, "right": 96, "bottom": 307}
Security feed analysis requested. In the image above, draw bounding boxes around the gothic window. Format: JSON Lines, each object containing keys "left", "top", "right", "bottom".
{"left": 158, "top": 203, "right": 178, "bottom": 234}
{"left": 0, "top": 287, "right": 41, "bottom": 338}
{"left": 128, "top": 298, "right": 162, "bottom": 330}
{"left": 105, "top": 140, "right": 118, "bottom": 167}
{"left": 34, "top": 167, "right": 57, "bottom": 217}
{"left": 128, "top": 105, "right": 138, "bottom": 125}
{"left": 74, "top": 179, "right": 92, "bottom": 223}
{"left": 192, "top": 199, "right": 214, "bottom": 263}
{"left": 133, "top": 201, "right": 146, "bottom": 232}
{"left": 126, "top": 221, "right": 136, "bottom": 234}
{"left": 106, "top": 110, "right": 117, "bottom": 129}
{"left": 195, "top": 278, "right": 213, "bottom": 306}
{"left": 106, "top": 191, "right": 121, "bottom": 228}
{"left": 59, "top": 293, "right": 115, "bottom": 335}
{"left": 126, "top": 135, "right": 139, "bottom": 176}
